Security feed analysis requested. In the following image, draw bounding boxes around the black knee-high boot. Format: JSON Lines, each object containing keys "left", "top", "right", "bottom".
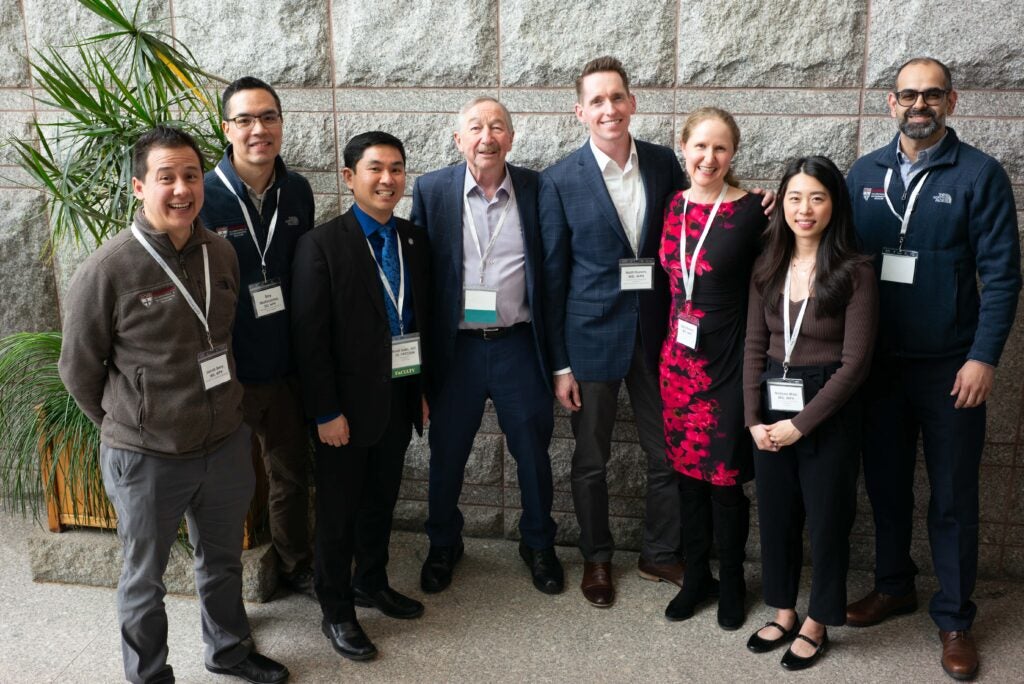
{"left": 665, "top": 478, "right": 718, "bottom": 621}
{"left": 712, "top": 493, "right": 749, "bottom": 630}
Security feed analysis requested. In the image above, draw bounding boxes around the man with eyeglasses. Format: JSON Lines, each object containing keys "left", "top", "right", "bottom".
{"left": 846, "top": 57, "right": 1020, "bottom": 681}
{"left": 201, "top": 76, "right": 317, "bottom": 599}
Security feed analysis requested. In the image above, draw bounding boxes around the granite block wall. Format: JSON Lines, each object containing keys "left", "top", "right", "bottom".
{"left": 2, "top": 0, "right": 1023, "bottom": 579}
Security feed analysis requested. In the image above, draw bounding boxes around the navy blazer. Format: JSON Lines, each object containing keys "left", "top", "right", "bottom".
{"left": 411, "top": 162, "right": 551, "bottom": 395}
{"left": 539, "top": 138, "right": 686, "bottom": 382}
{"left": 291, "top": 208, "right": 431, "bottom": 446}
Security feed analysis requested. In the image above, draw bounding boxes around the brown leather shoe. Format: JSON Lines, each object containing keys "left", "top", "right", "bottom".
{"left": 637, "top": 557, "right": 685, "bottom": 588}
{"left": 846, "top": 589, "right": 918, "bottom": 627}
{"left": 580, "top": 561, "right": 615, "bottom": 607}
{"left": 940, "top": 630, "right": 979, "bottom": 681}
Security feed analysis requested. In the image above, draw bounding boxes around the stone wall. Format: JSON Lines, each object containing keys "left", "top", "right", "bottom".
{"left": 2, "top": 0, "right": 1023, "bottom": 580}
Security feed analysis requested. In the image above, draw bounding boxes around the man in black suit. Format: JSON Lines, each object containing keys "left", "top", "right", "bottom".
{"left": 411, "top": 96, "right": 561, "bottom": 596}
{"left": 291, "top": 131, "right": 430, "bottom": 662}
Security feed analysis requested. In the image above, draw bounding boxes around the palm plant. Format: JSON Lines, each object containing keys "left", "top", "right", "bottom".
{"left": 0, "top": 0, "right": 225, "bottom": 520}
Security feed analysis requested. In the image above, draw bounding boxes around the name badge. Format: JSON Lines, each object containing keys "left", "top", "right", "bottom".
{"left": 619, "top": 258, "right": 655, "bottom": 291}
{"left": 464, "top": 286, "right": 498, "bottom": 324}
{"left": 767, "top": 378, "right": 805, "bottom": 413}
{"left": 880, "top": 248, "right": 917, "bottom": 284}
{"left": 392, "top": 333, "right": 422, "bottom": 378}
{"left": 249, "top": 279, "right": 286, "bottom": 317}
{"left": 198, "top": 345, "right": 232, "bottom": 391}
{"left": 676, "top": 313, "right": 700, "bottom": 350}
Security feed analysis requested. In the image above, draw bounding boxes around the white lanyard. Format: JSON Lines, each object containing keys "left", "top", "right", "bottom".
{"left": 131, "top": 222, "right": 214, "bottom": 348}
{"left": 365, "top": 227, "right": 406, "bottom": 335}
{"left": 214, "top": 166, "right": 281, "bottom": 281}
{"left": 782, "top": 265, "right": 811, "bottom": 376}
{"left": 883, "top": 169, "right": 930, "bottom": 250}
{"left": 463, "top": 183, "right": 515, "bottom": 285}
{"left": 679, "top": 184, "right": 728, "bottom": 306}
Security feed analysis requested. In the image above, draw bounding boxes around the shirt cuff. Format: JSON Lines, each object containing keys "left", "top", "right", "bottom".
{"left": 553, "top": 367, "right": 572, "bottom": 376}
{"left": 316, "top": 412, "right": 342, "bottom": 425}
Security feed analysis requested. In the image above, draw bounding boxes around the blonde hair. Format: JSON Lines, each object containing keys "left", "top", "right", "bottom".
{"left": 680, "top": 107, "right": 741, "bottom": 187}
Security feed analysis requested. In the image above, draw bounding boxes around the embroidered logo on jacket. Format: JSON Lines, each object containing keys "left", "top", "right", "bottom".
{"left": 286, "top": 216, "right": 300, "bottom": 226}
{"left": 215, "top": 224, "right": 247, "bottom": 239}
{"left": 933, "top": 192, "right": 953, "bottom": 204}
{"left": 862, "top": 187, "right": 886, "bottom": 201}
{"left": 139, "top": 285, "right": 177, "bottom": 308}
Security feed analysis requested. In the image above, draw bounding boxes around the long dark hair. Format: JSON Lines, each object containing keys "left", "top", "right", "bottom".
{"left": 752, "top": 156, "right": 867, "bottom": 318}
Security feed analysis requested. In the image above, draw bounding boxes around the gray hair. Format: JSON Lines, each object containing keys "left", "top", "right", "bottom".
{"left": 457, "top": 96, "right": 514, "bottom": 133}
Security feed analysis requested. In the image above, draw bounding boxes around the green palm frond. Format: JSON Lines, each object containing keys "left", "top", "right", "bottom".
{"left": 0, "top": 332, "right": 101, "bottom": 517}
{"left": 3, "top": 0, "right": 226, "bottom": 254}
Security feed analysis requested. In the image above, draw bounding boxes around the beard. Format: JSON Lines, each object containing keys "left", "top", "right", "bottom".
{"left": 899, "top": 107, "right": 942, "bottom": 139}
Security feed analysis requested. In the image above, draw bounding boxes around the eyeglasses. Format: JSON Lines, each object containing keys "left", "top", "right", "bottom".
{"left": 225, "top": 112, "right": 283, "bottom": 129}
{"left": 893, "top": 89, "right": 949, "bottom": 106}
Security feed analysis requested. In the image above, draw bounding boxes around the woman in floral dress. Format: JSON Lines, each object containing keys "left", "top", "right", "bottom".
{"left": 660, "top": 107, "right": 767, "bottom": 630}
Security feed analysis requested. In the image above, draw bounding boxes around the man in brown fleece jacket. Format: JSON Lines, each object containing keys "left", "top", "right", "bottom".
{"left": 58, "top": 126, "right": 288, "bottom": 684}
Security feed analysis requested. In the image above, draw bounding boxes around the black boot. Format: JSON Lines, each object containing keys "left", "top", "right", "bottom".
{"left": 713, "top": 493, "right": 749, "bottom": 630}
{"left": 666, "top": 480, "right": 717, "bottom": 621}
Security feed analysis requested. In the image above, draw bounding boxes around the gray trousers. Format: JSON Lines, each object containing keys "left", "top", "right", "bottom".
{"left": 570, "top": 341, "right": 683, "bottom": 564}
{"left": 100, "top": 425, "right": 255, "bottom": 684}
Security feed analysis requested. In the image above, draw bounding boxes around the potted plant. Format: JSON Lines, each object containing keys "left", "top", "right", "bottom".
{"left": 0, "top": 0, "right": 242, "bottom": 537}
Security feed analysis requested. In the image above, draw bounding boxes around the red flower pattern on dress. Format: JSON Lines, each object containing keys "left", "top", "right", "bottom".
{"left": 659, "top": 193, "right": 740, "bottom": 485}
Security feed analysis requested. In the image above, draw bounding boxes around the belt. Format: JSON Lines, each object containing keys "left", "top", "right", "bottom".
{"left": 457, "top": 321, "right": 530, "bottom": 341}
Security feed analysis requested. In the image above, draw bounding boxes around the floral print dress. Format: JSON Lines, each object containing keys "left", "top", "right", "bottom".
{"left": 659, "top": 191, "right": 766, "bottom": 486}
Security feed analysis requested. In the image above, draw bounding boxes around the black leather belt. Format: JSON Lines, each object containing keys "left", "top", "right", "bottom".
{"left": 458, "top": 321, "right": 530, "bottom": 341}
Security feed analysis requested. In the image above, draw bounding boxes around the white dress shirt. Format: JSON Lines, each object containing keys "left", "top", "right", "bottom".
{"left": 589, "top": 136, "right": 646, "bottom": 255}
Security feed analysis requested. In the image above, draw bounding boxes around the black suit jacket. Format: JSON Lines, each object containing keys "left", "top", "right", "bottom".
{"left": 291, "top": 208, "right": 431, "bottom": 447}
{"left": 410, "top": 162, "right": 550, "bottom": 396}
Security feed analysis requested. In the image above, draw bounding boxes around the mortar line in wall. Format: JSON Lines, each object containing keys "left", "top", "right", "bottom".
{"left": 857, "top": 0, "right": 873, "bottom": 159}
{"left": 325, "top": 0, "right": 342, "bottom": 198}
{"left": 496, "top": 0, "right": 502, "bottom": 94}
{"left": 17, "top": 1, "right": 60, "bottom": 323}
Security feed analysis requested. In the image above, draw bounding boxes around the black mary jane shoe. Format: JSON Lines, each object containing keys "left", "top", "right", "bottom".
{"left": 780, "top": 630, "right": 828, "bottom": 671}
{"left": 746, "top": 616, "right": 799, "bottom": 653}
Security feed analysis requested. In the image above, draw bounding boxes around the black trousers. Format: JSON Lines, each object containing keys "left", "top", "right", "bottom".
{"left": 314, "top": 378, "right": 414, "bottom": 623}
{"left": 753, "top": 360, "right": 860, "bottom": 626}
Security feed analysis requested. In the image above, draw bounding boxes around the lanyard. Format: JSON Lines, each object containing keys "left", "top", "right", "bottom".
{"left": 365, "top": 228, "right": 406, "bottom": 335}
{"left": 214, "top": 166, "right": 281, "bottom": 281}
{"left": 131, "top": 222, "right": 214, "bottom": 348}
{"left": 883, "top": 168, "right": 930, "bottom": 250}
{"left": 463, "top": 183, "right": 515, "bottom": 285}
{"left": 679, "top": 184, "right": 728, "bottom": 308}
{"left": 782, "top": 265, "right": 811, "bottom": 377}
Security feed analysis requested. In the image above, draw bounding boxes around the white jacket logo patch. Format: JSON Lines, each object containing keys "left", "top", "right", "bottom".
{"left": 934, "top": 192, "right": 952, "bottom": 204}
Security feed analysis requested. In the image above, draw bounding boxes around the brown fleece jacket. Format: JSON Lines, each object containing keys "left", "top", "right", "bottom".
{"left": 58, "top": 209, "right": 243, "bottom": 459}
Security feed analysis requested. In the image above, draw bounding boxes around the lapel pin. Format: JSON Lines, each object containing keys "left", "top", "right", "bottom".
{"left": 408, "top": 238, "right": 414, "bottom": 244}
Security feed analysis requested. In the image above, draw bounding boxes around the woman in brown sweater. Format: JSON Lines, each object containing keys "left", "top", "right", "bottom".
{"left": 742, "top": 156, "right": 878, "bottom": 671}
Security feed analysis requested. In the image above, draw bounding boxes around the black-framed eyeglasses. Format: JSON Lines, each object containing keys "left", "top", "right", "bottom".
{"left": 894, "top": 89, "right": 949, "bottom": 106}
{"left": 225, "top": 112, "right": 283, "bottom": 129}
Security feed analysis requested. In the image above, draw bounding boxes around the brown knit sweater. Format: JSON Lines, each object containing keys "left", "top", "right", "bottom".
{"left": 743, "top": 260, "right": 878, "bottom": 435}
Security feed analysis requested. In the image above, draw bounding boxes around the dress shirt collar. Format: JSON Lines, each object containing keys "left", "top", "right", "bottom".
{"left": 589, "top": 136, "right": 639, "bottom": 175}
{"left": 896, "top": 132, "right": 947, "bottom": 169}
{"left": 463, "top": 163, "right": 513, "bottom": 202}
{"left": 352, "top": 202, "right": 396, "bottom": 238}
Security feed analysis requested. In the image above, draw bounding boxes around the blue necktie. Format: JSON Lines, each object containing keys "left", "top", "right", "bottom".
{"left": 377, "top": 225, "right": 402, "bottom": 335}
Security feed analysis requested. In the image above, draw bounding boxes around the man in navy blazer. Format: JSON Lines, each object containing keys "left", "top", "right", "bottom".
{"left": 411, "top": 97, "right": 562, "bottom": 596}
{"left": 540, "top": 56, "right": 687, "bottom": 607}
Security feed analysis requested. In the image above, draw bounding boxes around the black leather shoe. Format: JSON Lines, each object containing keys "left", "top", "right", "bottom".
{"left": 747, "top": 615, "right": 799, "bottom": 653}
{"left": 321, "top": 618, "right": 377, "bottom": 661}
{"left": 780, "top": 631, "right": 828, "bottom": 671}
{"left": 518, "top": 542, "right": 565, "bottom": 595}
{"left": 420, "top": 542, "right": 464, "bottom": 593}
{"left": 353, "top": 585, "right": 424, "bottom": 619}
{"left": 206, "top": 651, "right": 290, "bottom": 683}
{"left": 279, "top": 568, "right": 316, "bottom": 599}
